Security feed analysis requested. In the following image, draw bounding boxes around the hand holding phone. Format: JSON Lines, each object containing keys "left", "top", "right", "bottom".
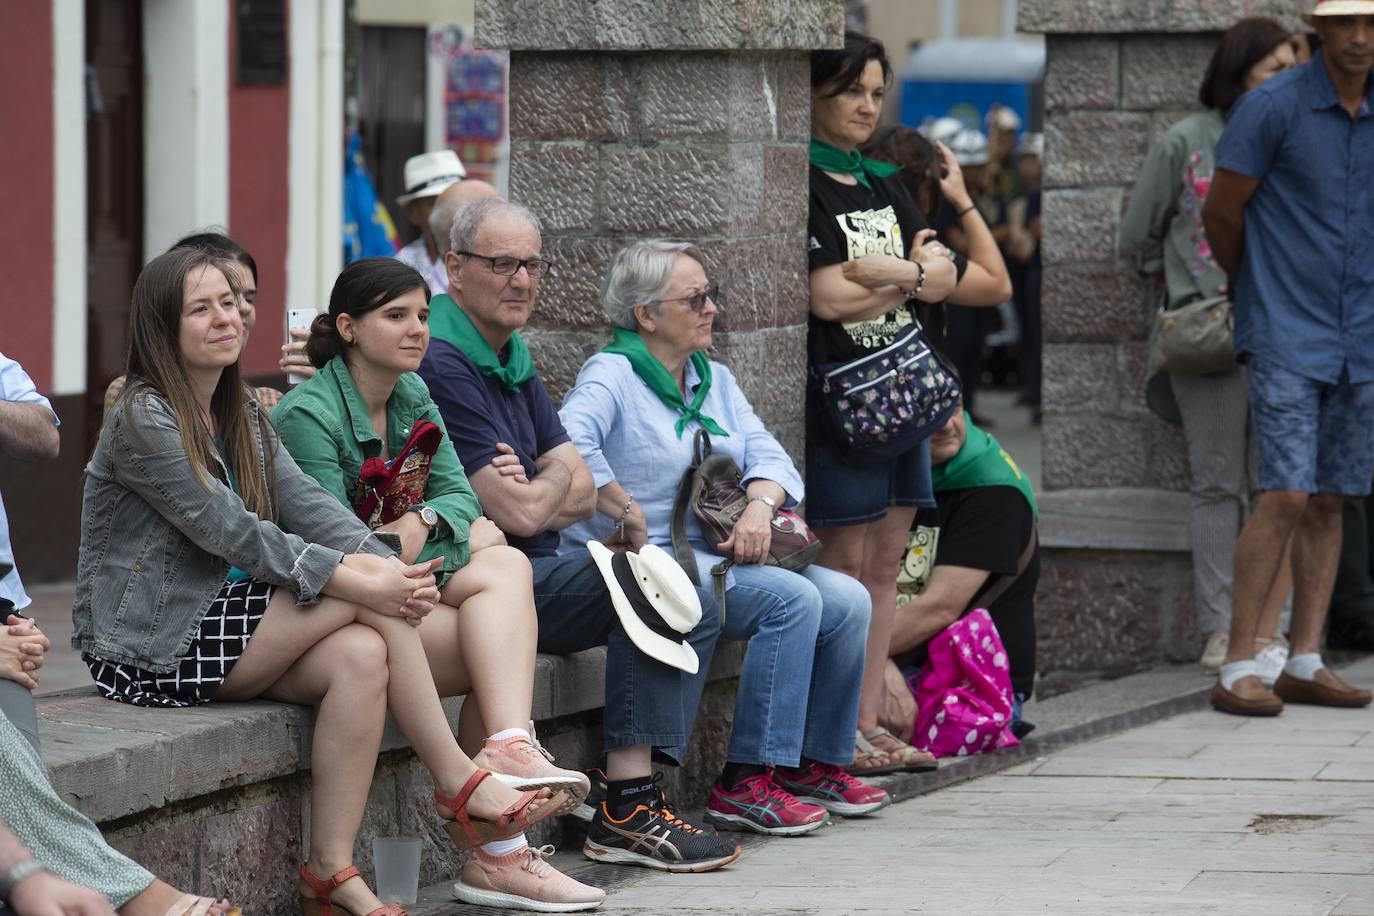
{"left": 286, "top": 308, "right": 317, "bottom": 385}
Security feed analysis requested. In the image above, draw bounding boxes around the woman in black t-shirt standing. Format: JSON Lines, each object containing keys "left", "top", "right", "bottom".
{"left": 806, "top": 31, "right": 960, "bottom": 775}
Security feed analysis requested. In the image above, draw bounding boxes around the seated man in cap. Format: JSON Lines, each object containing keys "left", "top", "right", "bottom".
{"left": 889, "top": 401, "right": 1039, "bottom": 736}
{"left": 395, "top": 149, "right": 468, "bottom": 294}
{"left": 417, "top": 198, "right": 740, "bottom": 873}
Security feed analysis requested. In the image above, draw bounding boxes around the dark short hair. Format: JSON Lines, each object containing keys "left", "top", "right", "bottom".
{"left": 861, "top": 124, "right": 942, "bottom": 221}
{"left": 1198, "top": 17, "right": 1293, "bottom": 115}
{"left": 811, "top": 30, "right": 892, "bottom": 97}
{"left": 308, "top": 257, "right": 431, "bottom": 368}
{"left": 171, "top": 229, "right": 258, "bottom": 285}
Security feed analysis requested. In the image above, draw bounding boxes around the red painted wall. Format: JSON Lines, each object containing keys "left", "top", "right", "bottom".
{"left": 229, "top": 3, "right": 290, "bottom": 378}
{"left": 0, "top": 4, "right": 55, "bottom": 388}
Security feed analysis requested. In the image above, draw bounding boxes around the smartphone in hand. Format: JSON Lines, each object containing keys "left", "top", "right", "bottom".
{"left": 286, "top": 308, "right": 317, "bottom": 385}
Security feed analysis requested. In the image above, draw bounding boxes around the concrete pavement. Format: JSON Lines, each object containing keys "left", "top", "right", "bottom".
{"left": 412, "top": 655, "right": 1374, "bottom": 915}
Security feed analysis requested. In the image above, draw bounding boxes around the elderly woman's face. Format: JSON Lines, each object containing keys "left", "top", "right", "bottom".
{"left": 643, "top": 255, "right": 717, "bottom": 357}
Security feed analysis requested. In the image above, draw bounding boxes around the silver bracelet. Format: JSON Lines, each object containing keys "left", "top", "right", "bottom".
{"left": 0, "top": 858, "right": 48, "bottom": 903}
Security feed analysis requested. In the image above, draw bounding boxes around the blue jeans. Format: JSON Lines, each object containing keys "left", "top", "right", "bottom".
{"left": 529, "top": 551, "right": 721, "bottom": 764}
{"left": 715, "top": 563, "right": 871, "bottom": 768}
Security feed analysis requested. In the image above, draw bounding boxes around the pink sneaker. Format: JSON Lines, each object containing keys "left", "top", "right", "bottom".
{"left": 703, "top": 772, "right": 829, "bottom": 836}
{"left": 771, "top": 762, "right": 890, "bottom": 817}
{"left": 474, "top": 728, "right": 591, "bottom": 814}
{"left": 454, "top": 844, "right": 605, "bottom": 912}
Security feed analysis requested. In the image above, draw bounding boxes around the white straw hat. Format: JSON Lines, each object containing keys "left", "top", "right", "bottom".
{"left": 1304, "top": 0, "right": 1374, "bottom": 21}
{"left": 396, "top": 150, "right": 466, "bottom": 206}
{"left": 587, "top": 542, "right": 702, "bottom": 673}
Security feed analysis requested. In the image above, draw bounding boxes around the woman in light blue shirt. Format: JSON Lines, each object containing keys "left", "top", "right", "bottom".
{"left": 559, "top": 240, "right": 889, "bottom": 836}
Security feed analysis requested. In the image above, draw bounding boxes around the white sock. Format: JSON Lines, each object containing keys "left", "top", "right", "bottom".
{"left": 488, "top": 727, "right": 532, "bottom": 743}
{"left": 1219, "top": 659, "right": 1258, "bottom": 691}
{"left": 1283, "top": 652, "right": 1324, "bottom": 682}
{"left": 480, "top": 835, "right": 528, "bottom": 857}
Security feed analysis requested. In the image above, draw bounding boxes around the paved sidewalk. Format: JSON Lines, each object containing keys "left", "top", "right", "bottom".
{"left": 415, "top": 655, "right": 1374, "bottom": 915}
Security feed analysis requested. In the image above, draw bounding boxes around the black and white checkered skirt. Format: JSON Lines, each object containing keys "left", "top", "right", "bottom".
{"left": 84, "top": 578, "right": 274, "bottom": 708}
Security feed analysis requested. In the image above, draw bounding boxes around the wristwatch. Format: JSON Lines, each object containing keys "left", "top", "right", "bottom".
{"left": 410, "top": 505, "right": 440, "bottom": 530}
{"left": 749, "top": 495, "right": 779, "bottom": 516}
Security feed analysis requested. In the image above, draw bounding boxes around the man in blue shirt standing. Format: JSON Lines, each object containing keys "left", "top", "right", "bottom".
{"left": 1203, "top": 0, "right": 1374, "bottom": 716}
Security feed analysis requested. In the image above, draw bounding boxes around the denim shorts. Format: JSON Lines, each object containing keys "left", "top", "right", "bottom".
{"left": 1248, "top": 356, "right": 1374, "bottom": 496}
{"left": 803, "top": 435, "right": 935, "bottom": 527}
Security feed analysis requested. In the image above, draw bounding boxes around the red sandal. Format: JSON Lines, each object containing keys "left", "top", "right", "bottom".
{"left": 435, "top": 768, "right": 568, "bottom": 849}
{"left": 298, "top": 864, "right": 406, "bottom": 916}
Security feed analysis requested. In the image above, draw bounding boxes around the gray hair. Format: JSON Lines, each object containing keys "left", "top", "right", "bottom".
{"left": 448, "top": 198, "right": 542, "bottom": 256}
{"left": 428, "top": 194, "right": 467, "bottom": 259}
{"left": 601, "top": 240, "right": 706, "bottom": 331}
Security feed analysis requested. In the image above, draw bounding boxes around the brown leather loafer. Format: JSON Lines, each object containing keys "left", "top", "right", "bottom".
{"left": 1273, "top": 670, "right": 1373, "bottom": 708}
{"left": 1210, "top": 680, "right": 1283, "bottom": 717}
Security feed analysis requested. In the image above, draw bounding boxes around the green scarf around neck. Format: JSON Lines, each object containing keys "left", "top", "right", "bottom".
{"left": 427, "top": 293, "right": 535, "bottom": 392}
{"left": 601, "top": 328, "right": 728, "bottom": 439}
{"left": 930, "top": 421, "right": 1038, "bottom": 517}
{"left": 808, "top": 138, "right": 902, "bottom": 191}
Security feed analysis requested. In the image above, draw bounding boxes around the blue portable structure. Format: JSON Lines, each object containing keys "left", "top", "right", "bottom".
{"left": 899, "top": 37, "right": 1046, "bottom": 134}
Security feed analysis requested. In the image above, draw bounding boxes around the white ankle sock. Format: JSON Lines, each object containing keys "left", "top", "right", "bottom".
{"left": 489, "top": 727, "right": 532, "bottom": 743}
{"left": 1219, "top": 660, "right": 1258, "bottom": 691}
{"left": 1283, "top": 652, "right": 1324, "bottom": 682}
{"left": 480, "top": 835, "right": 528, "bottom": 857}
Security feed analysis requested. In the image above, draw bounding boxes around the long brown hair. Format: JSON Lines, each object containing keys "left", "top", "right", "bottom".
{"left": 122, "top": 246, "right": 277, "bottom": 520}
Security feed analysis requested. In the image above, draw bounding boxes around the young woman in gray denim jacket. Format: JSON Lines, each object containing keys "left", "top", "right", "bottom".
{"left": 73, "top": 248, "right": 566, "bottom": 916}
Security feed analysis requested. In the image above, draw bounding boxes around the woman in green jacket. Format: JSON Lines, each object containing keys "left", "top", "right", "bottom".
{"left": 1118, "top": 18, "right": 1297, "bottom": 674}
{"left": 272, "top": 257, "right": 603, "bottom": 913}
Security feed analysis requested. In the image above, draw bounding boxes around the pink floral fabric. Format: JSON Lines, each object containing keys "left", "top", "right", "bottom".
{"left": 910, "top": 609, "right": 1020, "bottom": 758}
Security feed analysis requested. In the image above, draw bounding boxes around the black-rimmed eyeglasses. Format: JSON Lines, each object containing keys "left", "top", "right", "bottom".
{"left": 650, "top": 282, "right": 722, "bottom": 314}
{"left": 454, "top": 251, "right": 554, "bottom": 279}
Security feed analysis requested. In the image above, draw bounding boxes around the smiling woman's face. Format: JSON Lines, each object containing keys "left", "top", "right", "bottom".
{"left": 812, "top": 59, "right": 886, "bottom": 152}
{"left": 178, "top": 264, "right": 244, "bottom": 374}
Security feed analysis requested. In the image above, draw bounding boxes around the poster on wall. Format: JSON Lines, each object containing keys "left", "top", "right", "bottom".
{"left": 427, "top": 25, "right": 508, "bottom": 188}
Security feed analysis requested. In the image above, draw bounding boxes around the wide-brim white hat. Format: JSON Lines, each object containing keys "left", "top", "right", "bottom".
{"left": 396, "top": 150, "right": 466, "bottom": 206}
{"left": 1304, "top": 0, "right": 1374, "bottom": 20}
{"left": 587, "top": 541, "right": 701, "bottom": 674}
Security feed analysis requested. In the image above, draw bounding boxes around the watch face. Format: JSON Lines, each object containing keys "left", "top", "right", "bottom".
{"left": 420, "top": 506, "right": 438, "bottom": 527}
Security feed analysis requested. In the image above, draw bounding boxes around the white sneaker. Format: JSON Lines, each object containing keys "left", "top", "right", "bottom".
{"left": 1200, "top": 631, "right": 1229, "bottom": 670}
{"left": 1254, "top": 635, "right": 1290, "bottom": 687}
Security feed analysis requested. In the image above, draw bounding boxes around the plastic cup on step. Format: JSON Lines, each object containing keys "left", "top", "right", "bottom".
{"left": 372, "top": 836, "right": 422, "bottom": 905}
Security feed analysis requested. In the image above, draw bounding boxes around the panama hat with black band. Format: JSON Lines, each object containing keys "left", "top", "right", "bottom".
{"left": 1304, "top": 0, "right": 1374, "bottom": 21}
{"left": 396, "top": 150, "right": 466, "bottom": 206}
{"left": 586, "top": 541, "right": 702, "bottom": 674}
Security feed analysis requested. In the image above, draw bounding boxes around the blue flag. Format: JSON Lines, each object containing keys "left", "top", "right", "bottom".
{"left": 343, "top": 132, "right": 400, "bottom": 262}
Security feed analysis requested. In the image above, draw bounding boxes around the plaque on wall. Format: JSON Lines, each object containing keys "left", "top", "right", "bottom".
{"left": 237, "top": 0, "right": 287, "bottom": 87}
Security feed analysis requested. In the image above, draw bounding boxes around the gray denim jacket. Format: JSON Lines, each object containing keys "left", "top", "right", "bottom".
{"left": 72, "top": 389, "right": 397, "bottom": 673}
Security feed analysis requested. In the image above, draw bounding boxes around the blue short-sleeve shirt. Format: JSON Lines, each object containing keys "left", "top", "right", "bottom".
{"left": 1214, "top": 56, "right": 1374, "bottom": 383}
{"left": 417, "top": 338, "right": 570, "bottom": 558}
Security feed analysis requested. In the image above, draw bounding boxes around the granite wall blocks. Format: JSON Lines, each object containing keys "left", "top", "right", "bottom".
{"left": 1120, "top": 34, "right": 1219, "bottom": 110}
{"left": 1041, "top": 188, "right": 1124, "bottom": 266}
{"left": 508, "top": 142, "right": 599, "bottom": 232}
{"left": 525, "top": 236, "right": 617, "bottom": 330}
{"left": 1041, "top": 413, "right": 1151, "bottom": 489}
{"left": 1041, "top": 261, "right": 1151, "bottom": 343}
{"left": 1045, "top": 36, "right": 1120, "bottom": 110}
{"left": 1044, "top": 110, "right": 1151, "bottom": 188}
{"left": 1042, "top": 343, "right": 1119, "bottom": 415}
{"left": 508, "top": 53, "right": 625, "bottom": 141}
{"left": 521, "top": 327, "right": 612, "bottom": 403}
{"left": 600, "top": 145, "right": 732, "bottom": 234}
{"left": 1021, "top": 0, "right": 1301, "bottom": 35}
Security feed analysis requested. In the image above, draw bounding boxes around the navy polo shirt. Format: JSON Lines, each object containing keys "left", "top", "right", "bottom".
{"left": 1215, "top": 55, "right": 1374, "bottom": 383}
{"left": 418, "top": 338, "right": 570, "bottom": 558}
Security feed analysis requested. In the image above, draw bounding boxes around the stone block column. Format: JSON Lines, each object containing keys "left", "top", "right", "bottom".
{"left": 1020, "top": 0, "right": 1308, "bottom": 689}
{"left": 475, "top": 0, "right": 843, "bottom": 459}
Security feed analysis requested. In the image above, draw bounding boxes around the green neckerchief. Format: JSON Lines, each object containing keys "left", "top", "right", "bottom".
{"left": 930, "top": 421, "right": 1038, "bottom": 517}
{"left": 808, "top": 138, "right": 902, "bottom": 191}
{"left": 427, "top": 293, "right": 535, "bottom": 392}
{"left": 601, "top": 328, "right": 728, "bottom": 439}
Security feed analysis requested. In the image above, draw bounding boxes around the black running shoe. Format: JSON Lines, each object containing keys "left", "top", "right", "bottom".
{"left": 571, "top": 767, "right": 607, "bottom": 823}
{"left": 583, "top": 800, "right": 741, "bottom": 873}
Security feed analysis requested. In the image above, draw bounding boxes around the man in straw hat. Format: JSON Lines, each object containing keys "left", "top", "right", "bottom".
{"left": 1202, "top": 0, "right": 1374, "bottom": 716}
{"left": 416, "top": 198, "right": 741, "bottom": 875}
{"left": 395, "top": 149, "right": 467, "bottom": 292}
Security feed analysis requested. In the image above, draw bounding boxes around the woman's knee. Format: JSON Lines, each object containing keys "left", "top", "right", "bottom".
{"left": 470, "top": 544, "right": 534, "bottom": 589}
{"left": 692, "top": 587, "right": 723, "bottom": 639}
{"left": 322, "top": 624, "right": 390, "bottom": 692}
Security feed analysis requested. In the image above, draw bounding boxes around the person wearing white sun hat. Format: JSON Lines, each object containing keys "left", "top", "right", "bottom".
{"left": 394, "top": 150, "right": 467, "bottom": 295}
{"left": 1202, "top": 0, "right": 1374, "bottom": 716}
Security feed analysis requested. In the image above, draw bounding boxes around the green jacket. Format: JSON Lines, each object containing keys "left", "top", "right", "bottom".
{"left": 272, "top": 356, "right": 481, "bottom": 577}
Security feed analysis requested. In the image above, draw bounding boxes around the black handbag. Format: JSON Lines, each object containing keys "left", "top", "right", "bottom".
{"left": 811, "top": 322, "right": 962, "bottom": 464}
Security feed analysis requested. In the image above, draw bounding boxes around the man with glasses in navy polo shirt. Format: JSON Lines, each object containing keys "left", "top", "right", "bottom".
{"left": 1203, "top": 0, "right": 1374, "bottom": 716}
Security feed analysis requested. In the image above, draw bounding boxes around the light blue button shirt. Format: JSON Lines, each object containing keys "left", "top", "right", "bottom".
{"left": 0, "top": 353, "right": 60, "bottom": 610}
{"left": 558, "top": 351, "right": 804, "bottom": 586}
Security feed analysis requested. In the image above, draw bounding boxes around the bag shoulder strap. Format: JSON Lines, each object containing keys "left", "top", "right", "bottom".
{"left": 669, "top": 430, "right": 713, "bottom": 586}
{"left": 977, "top": 524, "right": 1037, "bottom": 610}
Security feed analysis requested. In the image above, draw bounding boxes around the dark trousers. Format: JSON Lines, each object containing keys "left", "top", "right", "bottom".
{"left": 1330, "top": 495, "right": 1374, "bottom": 645}
{"left": 529, "top": 551, "right": 721, "bottom": 764}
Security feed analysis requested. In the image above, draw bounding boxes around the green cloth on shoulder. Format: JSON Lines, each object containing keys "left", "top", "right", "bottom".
{"left": 601, "top": 327, "right": 727, "bottom": 439}
{"left": 427, "top": 293, "right": 535, "bottom": 392}
{"left": 930, "top": 421, "right": 1038, "bottom": 517}
{"left": 808, "top": 138, "right": 902, "bottom": 191}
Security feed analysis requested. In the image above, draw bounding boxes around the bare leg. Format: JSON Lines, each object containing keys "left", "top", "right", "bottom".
{"left": 118, "top": 881, "right": 233, "bottom": 916}
{"left": 1225, "top": 490, "right": 1307, "bottom": 698}
{"left": 426, "top": 545, "right": 538, "bottom": 736}
{"left": 605, "top": 746, "right": 652, "bottom": 781}
{"left": 1256, "top": 535, "right": 1294, "bottom": 645}
{"left": 1288, "top": 493, "right": 1345, "bottom": 657}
